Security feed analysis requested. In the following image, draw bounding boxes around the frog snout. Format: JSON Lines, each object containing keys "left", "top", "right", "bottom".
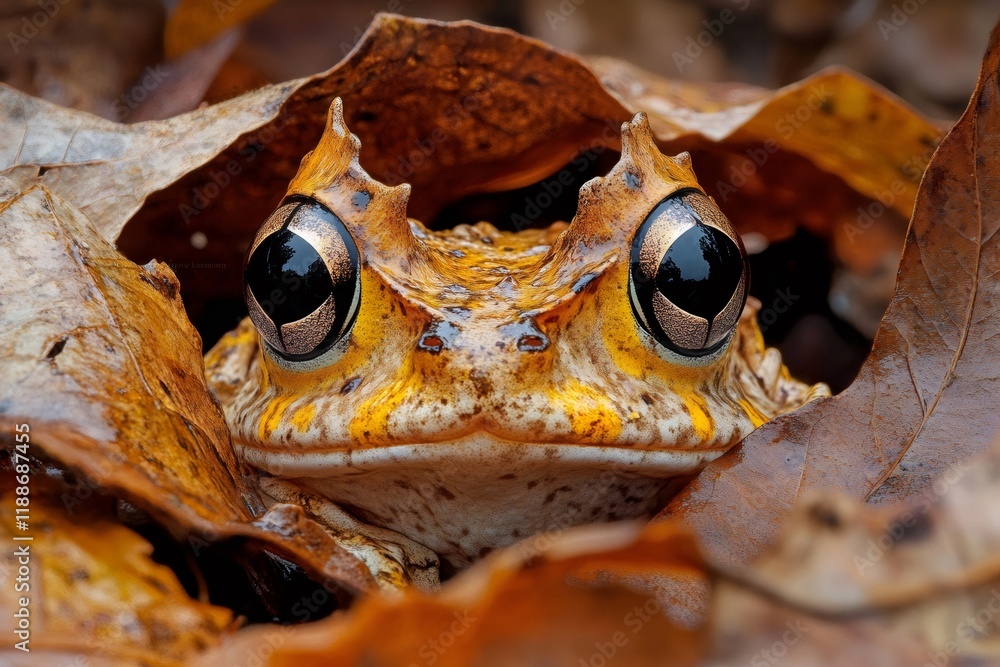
{"left": 415, "top": 318, "right": 550, "bottom": 356}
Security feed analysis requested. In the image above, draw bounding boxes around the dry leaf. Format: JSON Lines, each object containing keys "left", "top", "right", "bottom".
{"left": 124, "top": 30, "right": 243, "bottom": 123}
{"left": 0, "top": 12, "right": 984, "bottom": 663}
{"left": 0, "top": 15, "right": 939, "bottom": 318}
{"left": 109, "top": 14, "right": 939, "bottom": 324}
{"left": 654, "top": 18, "right": 1000, "bottom": 620}
{"left": 706, "top": 431, "right": 1000, "bottom": 666}
{"left": 0, "top": 0, "right": 164, "bottom": 120}
{"left": 197, "top": 522, "right": 705, "bottom": 667}
{"left": 196, "top": 428, "right": 1000, "bottom": 666}
{"left": 165, "top": 0, "right": 276, "bottom": 59}
{"left": 592, "top": 59, "right": 947, "bottom": 270}
{"left": 0, "top": 78, "right": 304, "bottom": 242}
{"left": 0, "top": 184, "right": 374, "bottom": 599}
{"left": 0, "top": 478, "right": 232, "bottom": 666}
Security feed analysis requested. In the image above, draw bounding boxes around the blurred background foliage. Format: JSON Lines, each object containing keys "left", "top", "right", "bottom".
{"left": 2, "top": 0, "right": 992, "bottom": 121}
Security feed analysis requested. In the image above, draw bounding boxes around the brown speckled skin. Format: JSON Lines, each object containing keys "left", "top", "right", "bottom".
{"left": 205, "top": 100, "right": 828, "bottom": 583}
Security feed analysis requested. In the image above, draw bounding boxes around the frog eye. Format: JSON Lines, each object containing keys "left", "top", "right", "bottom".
{"left": 244, "top": 197, "right": 360, "bottom": 362}
{"left": 629, "top": 190, "right": 748, "bottom": 357}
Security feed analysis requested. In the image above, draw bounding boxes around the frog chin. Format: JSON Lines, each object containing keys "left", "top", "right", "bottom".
{"left": 237, "top": 433, "right": 729, "bottom": 569}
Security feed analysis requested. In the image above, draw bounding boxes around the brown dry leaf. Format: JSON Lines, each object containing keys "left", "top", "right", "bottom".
{"left": 197, "top": 522, "right": 705, "bottom": 667}
{"left": 0, "top": 78, "right": 306, "bottom": 243}
{"left": 196, "top": 429, "right": 1000, "bottom": 667}
{"left": 0, "top": 7, "right": 956, "bottom": 623}
{"left": 591, "top": 58, "right": 944, "bottom": 209}
{"left": 655, "top": 19, "right": 1000, "bottom": 616}
{"left": 593, "top": 60, "right": 948, "bottom": 271}
{"left": 0, "top": 184, "right": 374, "bottom": 598}
{"left": 0, "top": 13, "right": 938, "bottom": 308}
{"left": 705, "top": 432, "right": 1000, "bottom": 666}
{"left": 102, "top": 14, "right": 938, "bottom": 320}
{"left": 165, "top": 0, "right": 276, "bottom": 59}
{"left": 0, "top": 14, "right": 939, "bottom": 348}
{"left": 0, "top": 479, "right": 232, "bottom": 666}
{"left": 708, "top": 590, "right": 931, "bottom": 667}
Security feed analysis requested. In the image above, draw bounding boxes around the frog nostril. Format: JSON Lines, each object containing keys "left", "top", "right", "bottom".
{"left": 419, "top": 334, "right": 445, "bottom": 353}
{"left": 517, "top": 333, "right": 548, "bottom": 352}
{"left": 418, "top": 321, "right": 459, "bottom": 353}
{"left": 499, "top": 320, "right": 549, "bottom": 352}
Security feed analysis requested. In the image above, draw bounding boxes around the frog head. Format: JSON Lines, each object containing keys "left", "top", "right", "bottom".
{"left": 206, "top": 99, "right": 827, "bottom": 568}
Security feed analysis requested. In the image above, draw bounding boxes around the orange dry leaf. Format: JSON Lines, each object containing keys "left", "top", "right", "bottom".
{"left": 194, "top": 431, "right": 1000, "bottom": 666}
{"left": 165, "top": 0, "right": 276, "bottom": 59}
{"left": 198, "top": 522, "right": 706, "bottom": 667}
{"left": 0, "top": 11, "right": 992, "bottom": 664}
{"left": 593, "top": 60, "right": 947, "bottom": 271}
{"left": 0, "top": 481, "right": 232, "bottom": 666}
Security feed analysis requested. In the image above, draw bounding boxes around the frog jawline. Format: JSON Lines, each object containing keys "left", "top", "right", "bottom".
{"left": 237, "top": 433, "right": 730, "bottom": 479}
{"left": 238, "top": 434, "right": 729, "bottom": 568}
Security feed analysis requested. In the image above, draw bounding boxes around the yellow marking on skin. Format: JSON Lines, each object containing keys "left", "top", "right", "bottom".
{"left": 739, "top": 399, "right": 769, "bottom": 428}
{"left": 349, "top": 372, "right": 417, "bottom": 444}
{"left": 263, "top": 269, "right": 415, "bottom": 395}
{"left": 259, "top": 395, "right": 296, "bottom": 440}
{"left": 599, "top": 281, "right": 646, "bottom": 379}
{"left": 332, "top": 272, "right": 409, "bottom": 374}
{"left": 291, "top": 403, "right": 317, "bottom": 433}
{"left": 595, "top": 263, "right": 717, "bottom": 384}
{"left": 681, "top": 393, "right": 714, "bottom": 442}
{"left": 552, "top": 379, "right": 623, "bottom": 441}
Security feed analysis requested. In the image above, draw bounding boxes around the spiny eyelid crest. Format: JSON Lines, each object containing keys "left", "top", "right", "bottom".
{"left": 545, "top": 112, "right": 704, "bottom": 272}
{"left": 618, "top": 111, "right": 697, "bottom": 184}
{"left": 577, "top": 112, "right": 701, "bottom": 244}
{"left": 285, "top": 97, "right": 420, "bottom": 263}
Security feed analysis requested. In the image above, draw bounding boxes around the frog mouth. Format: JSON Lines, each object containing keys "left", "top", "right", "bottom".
{"left": 239, "top": 433, "right": 731, "bottom": 569}
{"left": 237, "top": 432, "right": 732, "bottom": 479}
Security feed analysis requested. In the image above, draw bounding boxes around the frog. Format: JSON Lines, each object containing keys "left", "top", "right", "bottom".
{"left": 205, "top": 98, "right": 829, "bottom": 593}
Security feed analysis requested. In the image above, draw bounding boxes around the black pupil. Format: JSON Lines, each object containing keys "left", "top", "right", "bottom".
{"left": 656, "top": 222, "right": 742, "bottom": 321}
{"left": 246, "top": 229, "right": 331, "bottom": 324}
